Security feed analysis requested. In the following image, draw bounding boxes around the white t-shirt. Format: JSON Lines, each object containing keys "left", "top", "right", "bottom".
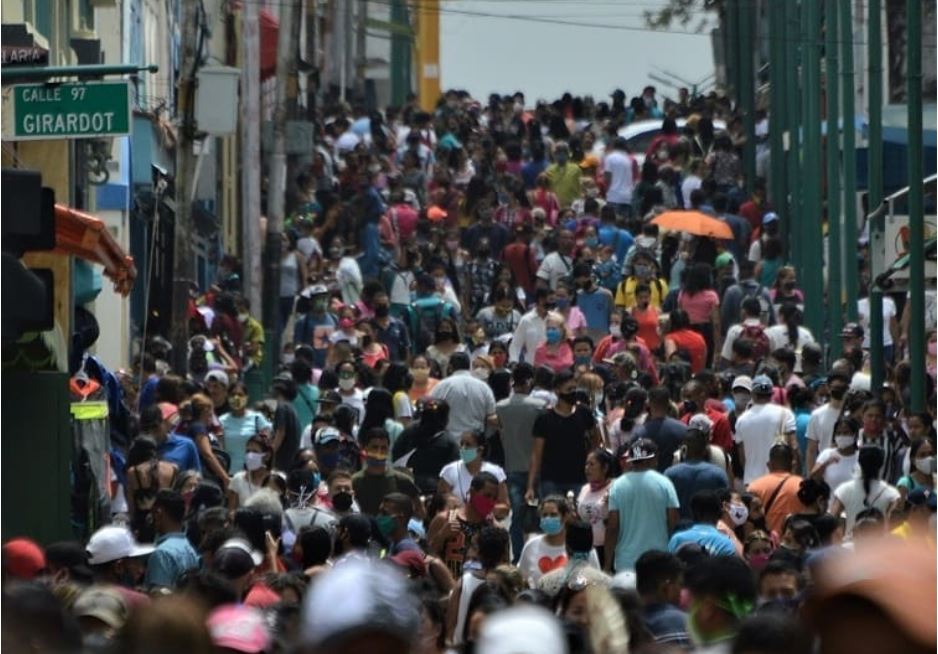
{"left": 805, "top": 403, "right": 842, "bottom": 452}
{"left": 857, "top": 296, "right": 896, "bottom": 348}
{"left": 734, "top": 403, "right": 797, "bottom": 484}
{"left": 536, "top": 252, "right": 574, "bottom": 290}
{"left": 339, "top": 388, "right": 365, "bottom": 423}
{"left": 577, "top": 483, "right": 611, "bottom": 547}
{"left": 765, "top": 325, "right": 816, "bottom": 371}
{"left": 834, "top": 478, "right": 900, "bottom": 535}
{"left": 815, "top": 447, "right": 859, "bottom": 499}
{"left": 297, "top": 236, "right": 322, "bottom": 261}
{"left": 721, "top": 318, "right": 765, "bottom": 361}
{"left": 229, "top": 471, "right": 264, "bottom": 506}
{"left": 439, "top": 460, "right": 507, "bottom": 505}
{"left": 517, "top": 534, "right": 600, "bottom": 588}
{"left": 603, "top": 150, "right": 636, "bottom": 204}
{"left": 681, "top": 174, "right": 702, "bottom": 208}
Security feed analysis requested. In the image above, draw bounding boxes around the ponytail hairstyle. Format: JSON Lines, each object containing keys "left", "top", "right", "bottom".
{"left": 858, "top": 445, "right": 886, "bottom": 506}
{"left": 797, "top": 478, "right": 830, "bottom": 509}
{"left": 778, "top": 303, "right": 802, "bottom": 348}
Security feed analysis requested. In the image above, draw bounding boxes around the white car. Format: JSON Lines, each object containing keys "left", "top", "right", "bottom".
{"left": 616, "top": 118, "right": 727, "bottom": 166}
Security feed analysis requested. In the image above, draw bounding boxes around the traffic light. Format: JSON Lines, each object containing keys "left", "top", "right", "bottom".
{"left": 2, "top": 169, "right": 56, "bottom": 342}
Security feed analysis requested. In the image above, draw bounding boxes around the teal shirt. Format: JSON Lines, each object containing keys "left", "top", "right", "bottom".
{"left": 145, "top": 532, "right": 199, "bottom": 589}
{"left": 293, "top": 383, "right": 320, "bottom": 436}
{"left": 609, "top": 469, "right": 680, "bottom": 572}
{"left": 795, "top": 408, "right": 812, "bottom": 475}
{"left": 220, "top": 410, "right": 272, "bottom": 471}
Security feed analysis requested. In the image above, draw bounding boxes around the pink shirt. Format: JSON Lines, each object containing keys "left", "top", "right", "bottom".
{"left": 563, "top": 307, "right": 587, "bottom": 335}
{"left": 678, "top": 289, "right": 720, "bottom": 324}
{"left": 534, "top": 342, "right": 574, "bottom": 373}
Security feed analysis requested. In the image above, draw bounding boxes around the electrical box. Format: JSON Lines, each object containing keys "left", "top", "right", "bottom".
{"left": 195, "top": 66, "right": 241, "bottom": 135}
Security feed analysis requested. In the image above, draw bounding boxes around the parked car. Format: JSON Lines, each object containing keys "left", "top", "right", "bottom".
{"left": 616, "top": 118, "right": 727, "bottom": 166}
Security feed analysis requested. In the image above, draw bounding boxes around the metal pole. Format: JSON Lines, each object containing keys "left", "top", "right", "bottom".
{"left": 415, "top": 0, "right": 441, "bottom": 111}
{"left": 171, "top": 0, "right": 199, "bottom": 372}
{"left": 390, "top": 0, "right": 410, "bottom": 106}
{"left": 768, "top": 0, "right": 787, "bottom": 228}
{"left": 825, "top": 0, "right": 843, "bottom": 360}
{"left": 867, "top": 0, "right": 884, "bottom": 383}
{"left": 264, "top": 0, "right": 300, "bottom": 365}
{"left": 356, "top": 0, "right": 368, "bottom": 97}
{"left": 841, "top": 0, "right": 860, "bottom": 325}
{"left": 801, "top": 0, "right": 825, "bottom": 338}
{"left": 0, "top": 63, "right": 158, "bottom": 82}
{"left": 738, "top": 0, "right": 756, "bottom": 192}
{"left": 907, "top": 0, "right": 925, "bottom": 412}
{"left": 241, "top": 0, "right": 263, "bottom": 320}
{"left": 786, "top": 1, "right": 803, "bottom": 271}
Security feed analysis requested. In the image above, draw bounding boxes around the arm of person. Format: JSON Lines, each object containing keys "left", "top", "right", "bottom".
{"left": 525, "top": 437, "right": 545, "bottom": 503}
{"left": 494, "top": 481, "right": 511, "bottom": 520}
{"left": 603, "top": 510, "right": 619, "bottom": 572}
{"left": 667, "top": 507, "right": 680, "bottom": 533}
{"left": 508, "top": 318, "right": 525, "bottom": 362}
{"left": 437, "top": 476, "right": 454, "bottom": 498}
{"left": 445, "top": 577, "right": 463, "bottom": 645}
{"left": 710, "top": 302, "right": 722, "bottom": 354}
{"left": 227, "top": 488, "right": 240, "bottom": 512}
{"left": 426, "top": 554, "right": 456, "bottom": 594}
{"left": 828, "top": 496, "right": 844, "bottom": 519}
{"left": 271, "top": 425, "right": 286, "bottom": 455}
{"left": 664, "top": 336, "right": 677, "bottom": 360}
{"left": 125, "top": 466, "right": 139, "bottom": 520}
{"left": 196, "top": 435, "right": 230, "bottom": 489}
{"left": 736, "top": 441, "right": 746, "bottom": 478}
{"left": 785, "top": 430, "right": 800, "bottom": 473}
{"left": 806, "top": 439, "right": 822, "bottom": 477}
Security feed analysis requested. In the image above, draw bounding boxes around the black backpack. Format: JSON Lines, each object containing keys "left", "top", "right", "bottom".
{"left": 411, "top": 300, "right": 446, "bottom": 353}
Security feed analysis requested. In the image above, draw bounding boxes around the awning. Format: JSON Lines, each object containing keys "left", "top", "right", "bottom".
{"left": 53, "top": 204, "right": 136, "bottom": 296}
{"left": 260, "top": 9, "right": 278, "bottom": 81}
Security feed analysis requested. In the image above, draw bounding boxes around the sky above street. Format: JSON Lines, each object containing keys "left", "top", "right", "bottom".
{"left": 440, "top": 0, "right": 717, "bottom": 104}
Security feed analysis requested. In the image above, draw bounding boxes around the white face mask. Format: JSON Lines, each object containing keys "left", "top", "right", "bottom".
{"left": 728, "top": 502, "right": 749, "bottom": 526}
{"left": 733, "top": 393, "right": 750, "bottom": 410}
{"left": 245, "top": 451, "right": 266, "bottom": 471}
{"left": 834, "top": 435, "right": 856, "bottom": 450}
{"left": 338, "top": 377, "right": 356, "bottom": 391}
{"left": 282, "top": 354, "right": 295, "bottom": 365}
{"left": 471, "top": 368, "right": 491, "bottom": 381}
{"left": 915, "top": 456, "right": 937, "bottom": 475}
{"left": 609, "top": 324, "right": 622, "bottom": 338}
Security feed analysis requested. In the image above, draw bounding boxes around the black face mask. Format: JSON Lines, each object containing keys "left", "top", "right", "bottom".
{"left": 543, "top": 301, "right": 557, "bottom": 310}
{"left": 559, "top": 391, "right": 578, "bottom": 405}
{"left": 332, "top": 491, "right": 353, "bottom": 512}
{"left": 682, "top": 399, "right": 698, "bottom": 414}
{"left": 829, "top": 386, "right": 847, "bottom": 401}
{"left": 374, "top": 304, "right": 390, "bottom": 318}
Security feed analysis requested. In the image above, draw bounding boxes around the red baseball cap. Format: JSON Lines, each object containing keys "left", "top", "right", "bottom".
{"left": 3, "top": 538, "right": 46, "bottom": 579}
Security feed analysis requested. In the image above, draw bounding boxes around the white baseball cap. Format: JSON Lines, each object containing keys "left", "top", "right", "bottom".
{"left": 205, "top": 369, "right": 230, "bottom": 387}
{"left": 86, "top": 526, "right": 155, "bottom": 565}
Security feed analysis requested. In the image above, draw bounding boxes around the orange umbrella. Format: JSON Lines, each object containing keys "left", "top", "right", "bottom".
{"left": 651, "top": 210, "right": 733, "bottom": 240}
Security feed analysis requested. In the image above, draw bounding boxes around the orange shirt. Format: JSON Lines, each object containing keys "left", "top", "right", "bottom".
{"left": 665, "top": 328, "right": 708, "bottom": 373}
{"left": 632, "top": 305, "right": 661, "bottom": 351}
{"left": 409, "top": 378, "right": 440, "bottom": 404}
{"left": 747, "top": 472, "right": 805, "bottom": 535}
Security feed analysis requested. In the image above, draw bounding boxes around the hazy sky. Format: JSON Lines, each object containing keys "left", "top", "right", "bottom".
{"left": 440, "top": 0, "right": 717, "bottom": 104}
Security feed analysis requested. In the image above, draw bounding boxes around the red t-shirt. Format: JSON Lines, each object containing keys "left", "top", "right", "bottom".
{"left": 631, "top": 305, "right": 661, "bottom": 351}
{"left": 502, "top": 242, "right": 538, "bottom": 294}
{"left": 681, "top": 406, "right": 734, "bottom": 451}
{"left": 739, "top": 200, "right": 766, "bottom": 234}
{"left": 666, "top": 328, "right": 708, "bottom": 373}
{"left": 534, "top": 342, "right": 574, "bottom": 373}
{"left": 388, "top": 203, "right": 419, "bottom": 241}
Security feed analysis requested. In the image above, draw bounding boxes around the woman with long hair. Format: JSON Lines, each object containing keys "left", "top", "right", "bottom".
{"left": 829, "top": 445, "right": 902, "bottom": 536}
{"left": 226, "top": 434, "right": 274, "bottom": 510}
{"left": 677, "top": 262, "right": 721, "bottom": 366}
{"left": 358, "top": 387, "right": 404, "bottom": 446}
{"left": 382, "top": 362, "right": 414, "bottom": 426}
{"left": 577, "top": 448, "right": 620, "bottom": 562}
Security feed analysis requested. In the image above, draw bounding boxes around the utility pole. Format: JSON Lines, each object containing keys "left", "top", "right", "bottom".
{"left": 840, "top": 0, "right": 859, "bottom": 324}
{"left": 390, "top": 0, "right": 411, "bottom": 106}
{"left": 801, "top": 0, "right": 824, "bottom": 339}
{"left": 356, "top": 0, "right": 368, "bottom": 98}
{"left": 785, "top": 1, "right": 803, "bottom": 270}
{"left": 241, "top": 0, "right": 262, "bottom": 320}
{"left": 737, "top": 0, "right": 756, "bottom": 194}
{"left": 172, "top": 0, "right": 200, "bottom": 372}
{"left": 306, "top": 0, "right": 319, "bottom": 121}
{"left": 825, "top": 0, "right": 843, "bottom": 360}
{"left": 264, "top": 0, "right": 301, "bottom": 365}
{"left": 767, "top": 1, "right": 787, "bottom": 230}
{"left": 415, "top": 0, "right": 441, "bottom": 111}
{"left": 867, "top": 0, "right": 884, "bottom": 384}
{"left": 907, "top": 0, "right": 925, "bottom": 412}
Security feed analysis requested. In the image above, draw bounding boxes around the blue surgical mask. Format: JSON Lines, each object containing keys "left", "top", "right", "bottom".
{"left": 540, "top": 516, "right": 563, "bottom": 535}
{"left": 555, "top": 298, "right": 570, "bottom": 310}
{"left": 460, "top": 447, "right": 479, "bottom": 464}
{"left": 545, "top": 327, "right": 562, "bottom": 345}
{"left": 575, "top": 355, "right": 592, "bottom": 367}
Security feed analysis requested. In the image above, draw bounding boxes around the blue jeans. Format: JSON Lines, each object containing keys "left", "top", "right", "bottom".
{"left": 507, "top": 471, "right": 528, "bottom": 563}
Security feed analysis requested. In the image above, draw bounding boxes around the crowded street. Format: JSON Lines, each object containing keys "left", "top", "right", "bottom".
{"left": 1, "top": 0, "right": 937, "bottom": 653}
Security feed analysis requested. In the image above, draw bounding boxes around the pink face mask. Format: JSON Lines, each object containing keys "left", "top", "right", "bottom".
{"left": 748, "top": 552, "right": 771, "bottom": 572}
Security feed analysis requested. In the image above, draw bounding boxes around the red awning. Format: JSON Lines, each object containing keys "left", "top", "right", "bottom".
{"left": 260, "top": 9, "right": 278, "bottom": 81}
{"left": 53, "top": 204, "right": 137, "bottom": 296}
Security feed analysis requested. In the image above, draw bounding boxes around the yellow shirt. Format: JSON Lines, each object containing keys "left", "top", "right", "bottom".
{"left": 614, "top": 276, "right": 668, "bottom": 309}
{"left": 545, "top": 163, "right": 582, "bottom": 208}
{"left": 890, "top": 522, "right": 936, "bottom": 548}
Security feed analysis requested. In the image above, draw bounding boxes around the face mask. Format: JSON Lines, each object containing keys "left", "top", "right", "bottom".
{"left": 376, "top": 514, "right": 398, "bottom": 538}
{"left": 446, "top": 239, "right": 460, "bottom": 251}
{"left": 543, "top": 300, "right": 557, "bottom": 311}
{"left": 282, "top": 353, "right": 295, "bottom": 365}
{"left": 491, "top": 352, "right": 507, "bottom": 368}
{"left": 238, "top": 313, "right": 249, "bottom": 324}
{"left": 313, "top": 299, "right": 327, "bottom": 313}
{"left": 469, "top": 493, "right": 497, "bottom": 517}
{"left": 575, "top": 355, "right": 592, "bottom": 367}
{"left": 682, "top": 400, "right": 698, "bottom": 415}
{"left": 339, "top": 377, "right": 356, "bottom": 391}
{"left": 634, "top": 264, "right": 651, "bottom": 278}
{"left": 365, "top": 454, "right": 387, "bottom": 469}
{"left": 585, "top": 238, "right": 599, "bottom": 249}
{"left": 374, "top": 304, "right": 390, "bottom": 318}
{"left": 436, "top": 330, "right": 454, "bottom": 342}
{"left": 733, "top": 393, "right": 750, "bottom": 409}
{"left": 332, "top": 490, "right": 354, "bottom": 512}
{"left": 412, "top": 368, "right": 429, "bottom": 382}
{"left": 748, "top": 552, "right": 771, "bottom": 571}
{"left": 434, "top": 277, "right": 447, "bottom": 290}
{"left": 460, "top": 447, "right": 479, "bottom": 463}
{"left": 555, "top": 298, "right": 570, "bottom": 310}
{"left": 863, "top": 418, "right": 882, "bottom": 435}
{"left": 245, "top": 451, "right": 266, "bottom": 471}
{"left": 728, "top": 503, "right": 749, "bottom": 526}
{"left": 545, "top": 327, "right": 562, "bottom": 345}
{"left": 609, "top": 324, "right": 622, "bottom": 338}
{"left": 471, "top": 368, "right": 491, "bottom": 381}
{"left": 556, "top": 153, "right": 569, "bottom": 164}
{"left": 592, "top": 392, "right": 604, "bottom": 408}
{"left": 230, "top": 396, "right": 248, "bottom": 411}
{"left": 319, "top": 451, "right": 340, "bottom": 469}
{"left": 915, "top": 456, "right": 937, "bottom": 475}
{"left": 930, "top": 341, "right": 937, "bottom": 356}
{"left": 559, "top": 391, "right": 578, "bottom": 405}
{"left": 834, "top": 435, "right": 856, "bottom": 450}
{"left": 540, "top": 516, "right": 563, "bottom": 535}
{"left": 829, "top": 386, "right": 847, "bottom": 401}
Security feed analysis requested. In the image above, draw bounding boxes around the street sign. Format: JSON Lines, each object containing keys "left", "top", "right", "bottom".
{"left": 4, "top": 81, "right": 130, "bottom": 140}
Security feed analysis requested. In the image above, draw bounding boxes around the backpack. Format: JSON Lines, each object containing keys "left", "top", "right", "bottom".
{"left": 740, "top": 322, "right": 771, "bottom": 361}
{"left": 741, "top": 282, "right": 771, "bottom": 324}
{"left": 412, "top": 299, "right": 446, "bottom": 353}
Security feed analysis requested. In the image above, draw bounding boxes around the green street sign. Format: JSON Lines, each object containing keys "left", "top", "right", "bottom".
{"left": 7, "top": 81, "right": 130, "bottom": 140}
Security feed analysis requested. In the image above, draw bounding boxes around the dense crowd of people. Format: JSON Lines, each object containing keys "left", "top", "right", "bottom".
{"left": 3, "top": 87, "right": 936, "bottom": 654}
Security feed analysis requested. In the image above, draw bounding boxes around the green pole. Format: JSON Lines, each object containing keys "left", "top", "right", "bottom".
{"left": 768, "top": 1, "right": 787, "bottom": 229}
{"left": 841, "top": 0, "right": 860, "bottom": 325}
{"left": 390, "top": 0, "right": 411, "bottom": 106}
{"left": 801, "top": 0, "right": 824, "bottom": 338}
{"left": 726, "top": 0, "right": 740, "bottom": 102}
{"left": 907, "top": 0, "right": 925, "bottom": 412}
{"left": 738, "top": 0, "right": 756, "bottom": 193}
{"left": 786, "top": 1, "right": 803, "bottom": 272}
{"left": 867, "top": 0, "right": 884, "bottom": 383}
{"left": 826, "top": 0, "right": 843, "bottom": 360}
